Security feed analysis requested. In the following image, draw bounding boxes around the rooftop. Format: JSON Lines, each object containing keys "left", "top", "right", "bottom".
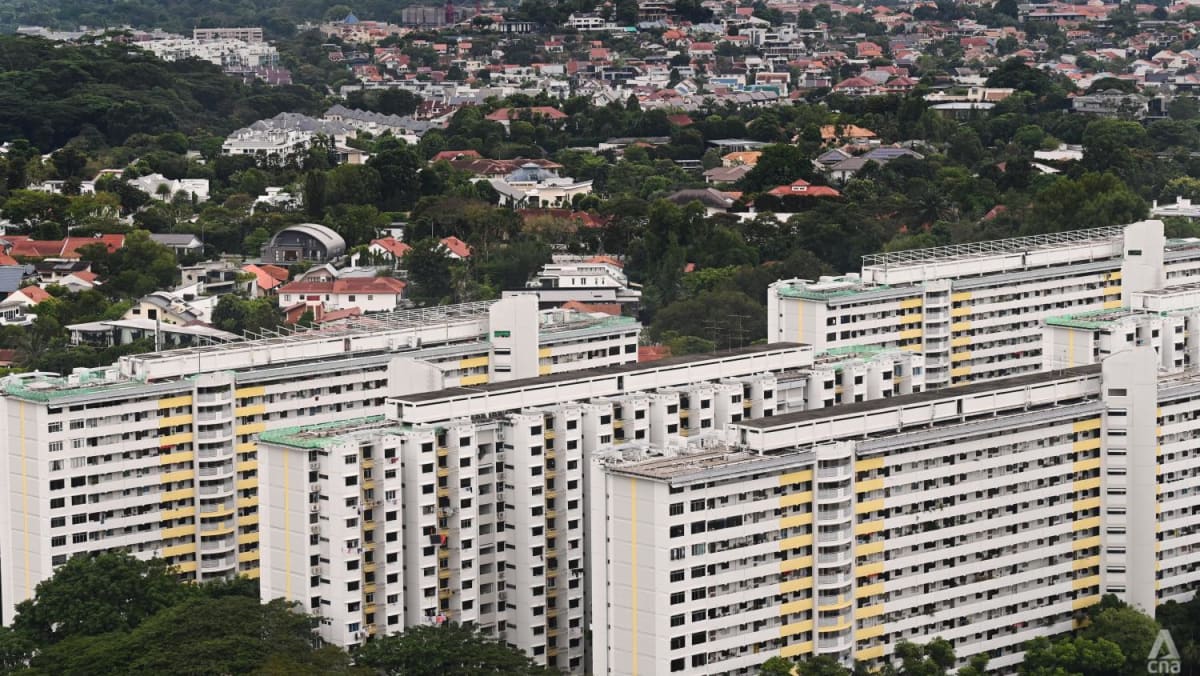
{"left": 860, "top": 224, "right": 1126, "bottom": 269}
{"left": 1045, "top": 308, "right": 1148, "bottom": 330}
{"left": 604, "top": 447, "right": 816, "bottom": 485}
{"left": 258, "top": 415, "right": 395, "bottom": 449}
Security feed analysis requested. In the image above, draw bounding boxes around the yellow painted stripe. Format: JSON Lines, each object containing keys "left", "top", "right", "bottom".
{"left": 460, "top": 373, "right": 488, "bottom": 386}
{"left": 857, "top": 646, "right": 886, "bottom": 661}
{"left": 158, "top": 395, "right": 193, "bottom": 409}
{"left": 781, "top": 513, "right": 813, "bottom": 528}
{"left": 857, "top": 624, "right": 885, "bottom": 640}
{"left": 781, "top": 642, "right": 814, "bottom": 658}
{"left": 854, "top": 458, "right": 884, "bottom": 472}
{"left": 951, "top": 336, "right": 970, "bottom": 347}
{"left": 160, "top": 488, "right": 194, "bottom": 502}
{"left": 950, "top": 321, "right": 972, "bottom": 332}
{"left": 160, "top": 469, "right": 194, "bottom": 483}
{"left": 159, "top": 451, "right": 194, "bottom": 465}
{"left": 235, "top": 386, "right": 266, "bottom": 398}
{"left": 460, "top": 355, "right": 490, "bottom": 368}
{"left": 1073, "top": 516, "right": 1101, "bottom": 532}
{"left": 855, "top": 582, "right": 885, "bottom": 599}
{"left": 780, "top": 534, "right": 814, "bottom": 550}
{"left": 162, "top": 524, "right": 194, "bottom": 539}
{"left": 158, "top": 414, "right": 193, "bottom": 428}
{"left": 855, "top": 499, "right": 884, "bottom": 515}
{"left": 1073, "top": 458, "right": 1101, "bottom": 472}
{"left": 780, "top": 491, "right": 813, "bottom": 508}
{"left": 856, "top": 478, "right": 884, "bottom": 493}
{"left": 235, "top": 404, "right": 266, "bottom": 417}
{"left": 781, "top": 577, "right": 814, "bottom": 593}
{"left": 854, "top": 520, "right": 884, "bottom": 536}
{"left": 781, "top": 599, "right": 811, "bottom": 615}
{"left": 781, "top": 556, "right": 813, "bottom": 573}
{"left": 855, "top": 604, "right": 884, "bottom": 619}
{"left": 1072, "top": 574, "right": 1100, "bottom": 590}
{"left": 1073, "top": 438, "right": 1101, "bottom": 452}
{"left": 857, "top": 562, "right": 884, "bottom": 577}
{"left": 162, "top": 543, "right": 195, "bottom": 558}
{"left": 950, "top": 351, "right": 972, "bottom": 363}
{"left": 856, "top": 540, "right": 884, "bottom": 557}
{"left": 1073, "top": 497, "right": 1101, "bottom": 511}
{"left": 236, "top": 422, "right": 266, "bottom": 435}
{"left": 159, "top": 432, "right": 194, "bottom": 447}
{"left": 780, "top": 620, "right": 814, "bottom": 636}
{"left": 631, "top": 478, "right": 638, "bottom": 676}
{"left": 1073, "top": 596, "right": 1100, "bottom": 611}
{"left": 538, "top": 365, "right": 552, "bottom": 376}
{"left": 950, "top": 306, "right": 971, "bottom": 318}
{"left": 1103, "top": 299, "right": 1122, "bottom": 310}
{"left": 1073, "top": 477, "right": 1101, "bottom": 491}
{"left": 780, "top": 470, "right": 814, "bottom": 485}
{"left": 1073, "top": 535, "right": 1101, "bottom": 551}
{"left": 951, "top": 365, "right": 972, "bottom": 378}
{"left": 951, "top": 291, "right": 972, "bottom": 302}
{"left": 899, "top": 298, "right": 922, "bottom": 310}
{"left": 898, "top": 328, "right": 923, "bottom": 340}
{"left": 899, "top": 313, "right": 923, "bottom": 325}
{"left": 1072, "top": 555, "right": 1100, "bottom": 571}
{"left": 1073, "top": 419, "right": 1102, "bottom": 433}
{"left": 161, "top": 506, "right": 196, "bottom": 520}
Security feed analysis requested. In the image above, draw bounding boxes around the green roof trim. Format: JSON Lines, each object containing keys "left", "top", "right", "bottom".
{"left": 258, "top": 415, "right": 391, "bottom": 449}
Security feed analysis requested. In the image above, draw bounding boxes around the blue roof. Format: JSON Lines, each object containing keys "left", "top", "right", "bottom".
{"left": 344, "top": 12, "right": 360, "bottom": 24}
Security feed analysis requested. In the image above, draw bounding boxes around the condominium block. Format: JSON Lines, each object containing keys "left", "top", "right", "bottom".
{"left": 768, "top": 220, "right": 1200, "bottom": 388}
{"left": 0, "top": 297, "right": 640, "bottom": 623}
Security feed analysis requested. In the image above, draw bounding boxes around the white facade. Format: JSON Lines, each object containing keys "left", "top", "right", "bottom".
{"left": 0, "top": 298, "right": 641, "bottom": 624}
{"left": 767, "top": 220, "right": 1198, "bottom": 389}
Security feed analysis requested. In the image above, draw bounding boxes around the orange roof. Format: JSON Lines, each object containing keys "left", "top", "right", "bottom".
{"left": 638, "top": 345, "right": 672, "bottom": 362}
{"left": 0, "top": 253, "right": 18, "bottom": 266}
{"left": 61, "top": 235, "right": 124, "bottom": 259}
{"left": 561, "top": 300, "right": 622, "bottom": 316}
{"left": 259, "top": 264, "right": 290, "bottom": 282}
{"left": 484, "top": 106, "right": 567, "bottom": 121}
{"left": 279, "top": 277, "right": 408, "bottom": 295}
{"left": 439, "top": 236, "right": 472, "bottom": 258}
{"left": 767, "top": 179, "right": 841, "bottom": 198}
{"left": 13, "top": 286, "right": 51, "bottom": 304}
{"left": 243, "top": 264, "right": 284, "bottom": 291}
{"left": 585, "top": 255, "right": 623, "bottom": 268}
{"left": 371, "top": 237, "right": 413, "bottom": 259}
{"left": 820, "top": 124, "right": 877, "bottom": 141}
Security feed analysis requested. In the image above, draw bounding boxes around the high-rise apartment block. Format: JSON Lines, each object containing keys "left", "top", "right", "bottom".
{"left": 0, "top": 296, "right": 640, "bottom": 623}
{"left": 768, "top": 220, "right": 1198, "bottom": 387}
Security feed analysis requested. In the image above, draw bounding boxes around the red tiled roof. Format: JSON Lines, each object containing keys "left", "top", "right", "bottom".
{"left": 13, "top": 286, "right": 51, "bottom": 304}
{"left": 243, "top": 264, "right": 284, "bottom": 291}
{"left": 440, "top": 236, "right": 472, "bottom": 258}
{"left": 279, "top": 277, "right": 408, "bottom": 295}
{"left": 370, "top": 237, "right": 413, "bottom": 259}
{"left": 585, "top": 255, "right": 623, "bottom": 268}
{"left": 638, "top": 345, "right": 672, "bottom": 362}
{"left": 431, "top": 149, "right": 481, "bottom": 162}
{"left": 561, "top": 300, "right": 622, "bottom": 316}
{"left": 767, "top": 179, "right": 841, "bottom": 198}
{"left": 484, "top": 106, "right": 568, "bottom": 121}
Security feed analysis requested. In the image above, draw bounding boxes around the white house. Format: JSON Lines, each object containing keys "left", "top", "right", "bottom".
{"left": 276, "top": 276, "right": 408, "bottom": 313}
{"left": 128, "top": 174, "right": 210, "bottom": 203}
{"left": 489, "top": 163, "right": 593, "bottom": 208}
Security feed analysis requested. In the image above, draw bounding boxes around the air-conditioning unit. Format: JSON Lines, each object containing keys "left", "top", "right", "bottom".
{"left": 310, "top": 504, "right": 320, "bottom": 513}
{"left": 309, "top": 462, "right": 320, "bottom": 471}
{"left": 309, "top": 483, "right": 321, "bottom": 493}
{"left": 311, "top": 565, "right": 322, "bottom": 576}
{"left": 310, "top": 525, "right": 321, "bottom": 535}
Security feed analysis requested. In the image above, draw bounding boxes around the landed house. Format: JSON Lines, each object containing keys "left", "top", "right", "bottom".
{"left": 368, "top": 237, "right": 413, "bottom": 266}
{"left": 1071, "top": 89, "right": 1149, "bottom": 119}
{"left": 823, "top": 146, "right": 925, "bottom": 182}
{"left": 124, "top": 291, "right": 210, "bottom": 325}
{"left": 277, "top": 276, "right": 408, "bottom": 314}
{"left": 819, "top": 124, "right": 877, "bottom": 144}
{"left": 5, "top": 285, "right": 51, "bottom": 308}
{"left": 489, "top": 163, "right": 593, "bottom": 208}
{"left": 704, "top": 165, "right": 752, "bottom": 184}
{"left": 67, "top": 319, "right": 238, "bottom": 348}
{"left": 766, "top": 178, "right": 841, "bottom": 198}
{"left": 484, "top": 106, "right": 569, "bottom": 129}
{"left": 242, "top": 263, "right": 290, "bottom": 297}
{"left": 129, "top": 174, "right": 210, "bottom": 203}
{"left": 439, "top": 236, "right": 472, "bottom": 260}
{"left": 510, "top": 255, "right": 642, "bottom": 308}
{"left": 149, "top": 233, "right": 205, "bottom": 257}
{"left": 260, "top": 223, "right": 347, "bottom": 265}
{"left": 665, "top": 188, "right": 737, "bottom": 215}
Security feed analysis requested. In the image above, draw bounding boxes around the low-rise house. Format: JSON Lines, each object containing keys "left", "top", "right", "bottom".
{"left": 149, "top": 233, "right": 205, "bottom": 257}
{"left": 511, "top": 255, "right": 642, "bottom": 307}
{"left": 766, "top": 178, "right": 841, "bottom": 198}
{"left": 261, "top": 223, "right": 347, "bottom": 265}
{"left": 128, "top": 174, "right": 210, "bottom": 203}
{"left": 489, "top": 163, "right": 593, "bottom": 208}
{"left": 368, "top": 237, "right": 413, "bottom": 266}
{"left": 703, "top": 165, "right": 752, "bottom": 184}
{"left": 277, "top": 276, "right": 408, "bottom": 313}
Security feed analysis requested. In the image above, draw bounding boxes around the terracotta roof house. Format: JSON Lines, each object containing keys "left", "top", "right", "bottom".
{"left": 439, "top": 236, "right": 472, "bottom": 259}
{"left": 277, "top": 276, "right": 408, "bottom": 313}
{"left": 767, "top": 179, "right": 841, "bottom": 198}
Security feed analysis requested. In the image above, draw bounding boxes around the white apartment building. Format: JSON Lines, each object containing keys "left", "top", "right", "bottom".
{"left": 255, "top": 341, "right": 942, "bottom": 671}
{"left": 768, "top": 219, "right": 1200, "bottom": 388}
{"left": 0, "top": 297, "right": 641, "bottom": 624}
{"left": 142, "top": 38, "right": 280, "bottom": 71}
{"left": 593, "top": 346, "right": 1200, "bottom": 674}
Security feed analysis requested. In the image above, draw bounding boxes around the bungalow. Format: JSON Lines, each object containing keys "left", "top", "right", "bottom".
{"left": 767, "top": 179, "right": 841, "bottom": 198}
{"left": 484, "top": 106, "right": 568, "bottom": 129}
{"left": 439, "top": 236, "right": 472, "bottom": 259}
{"left": 277, "top": 276, "right": 408, "bottom": 313}
{"left": 369, "top": 237, "right": 413, "bottom": 265}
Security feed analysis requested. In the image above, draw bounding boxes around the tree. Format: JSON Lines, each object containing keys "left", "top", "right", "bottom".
{"left": 212, "top": 294, "right": 285, "bottom": 337}
{"left": 740, "top": 144, "right": 815, "bottom": 193}
{"left": 892, "top": 637, "right": 957, "bottom": 676}
{"left": 34, "top": 597, "right": 356, "bottom": 676}
{"left": 1027, "top": 173, "right": 1147, "bottom": 234}
{"left": 12, "top": 551, "right": 196, "bottom": 645}
{"left": 761, "top": 655, "right": 797, "bottom": 676}
{"left": 403, "top": 239, "right": 455, "bottom": 305}
{"left": 1081, "top": 602, "right": 1161, "bottom": 676}
{"left": 79, "top": 229, "right": 178, "bottom": 299}
{"left": 354, "top": 622, "right": 556, "bottom": 676}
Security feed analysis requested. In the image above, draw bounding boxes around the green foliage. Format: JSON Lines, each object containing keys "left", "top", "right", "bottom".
{"left": 0, "top": 36, "right": 323, "bottom": 149}
{"left": 79, "top": 229, "right": 179, "bottom": 298}
{"left": 354, "top": 622, "right": 556, "bottom": 676}
{"left": 211, "top": 294, "right": 285, "bottom": 337}
{"left": 1027, "top": 173, "right": 1148, "bottom": 234}
{"left": 403, "top": 238, "right": 456, "bottom": 305}
{"left": 12, "top": 551, "right": 196, "bottom": 646}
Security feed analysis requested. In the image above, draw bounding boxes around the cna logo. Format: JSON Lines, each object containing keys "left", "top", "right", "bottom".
{"left": 1148, "top": 629, "right": 1181, "bottom": 674}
